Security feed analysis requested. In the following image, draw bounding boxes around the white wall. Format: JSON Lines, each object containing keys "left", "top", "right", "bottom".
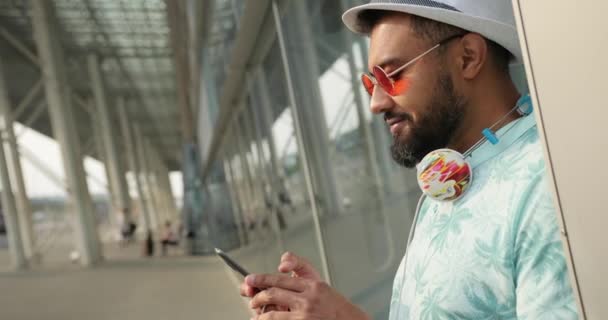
{"left": 513, "top": 1, "right": 608, "bottom": 319}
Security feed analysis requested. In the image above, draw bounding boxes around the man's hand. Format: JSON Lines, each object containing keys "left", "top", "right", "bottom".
{"left": 239, "top": 252, "right": 369, "bottom": 320}
{"left": 240, "top": 252, "right": 321, "bottom": 298}
{"left": 246, "top": 273, "right": 370, "bottom": 320}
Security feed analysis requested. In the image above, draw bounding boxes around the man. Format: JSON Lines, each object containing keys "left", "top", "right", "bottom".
{"left": 241, "top": 0, "right": 579, "bottom": 319}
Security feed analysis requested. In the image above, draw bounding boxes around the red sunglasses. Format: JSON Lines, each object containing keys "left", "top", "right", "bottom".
{"left": 361, "top": 34, "right": 464, "bottom": 97}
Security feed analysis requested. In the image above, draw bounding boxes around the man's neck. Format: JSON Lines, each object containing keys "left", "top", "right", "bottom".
{"left": 447, "top": 79, "right": 521, "bottom": 153}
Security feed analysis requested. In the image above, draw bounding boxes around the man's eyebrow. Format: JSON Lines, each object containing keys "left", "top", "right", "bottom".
{"left": 368, "top": 57, "right": 406, "bottom": 74}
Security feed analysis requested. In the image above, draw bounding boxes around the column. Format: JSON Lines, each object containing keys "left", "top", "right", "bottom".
{"left": 145, "top": 140, "right": 168, "bottom": 225}
{"left": 134, "top": 126, "right": 159, "bottom": 230}
{"left": 117, "top": 97, "right": 152, "bottom": 234}
{"left": 226, "top": 133, "right": 250, "bottom": 242}
{"left": 240, "top": 111, "right": 266, "bottom": 210}
{"left": 0, "top": 55, "right": 37, "bottom": 262}
{"left": 0, "top": 123, "right": 26, "bottom": 269}
{"left": 91, "top": 113, "right": 117, "bottom": 228}
{"left": 282, "top": 0, "right": 341, "bottom": 216}
{"left": 235, "top": 120, "right": 259, "bottom": 223}
{"left": 88, "top": 54, "right": 131, "bottom": 228}
{"left": 253, "top": 68, "right": 296, "bottom": 216}
{"left": 272, "top": 0, "right": 332, "bottom": 284}
{"left": 248, "top": 89, "right": 285, "bottom": 251}
{"left": 32, "top": 0, "right": 102, "bottom": 265}
{"left": 223, "top": 156, "right": 247, "bottom": 246}
{"left": 156, "top": 156, "right": 178, "bottom": 221}
{"left": 353, "top": 34, "right": 396, "bottom": 193}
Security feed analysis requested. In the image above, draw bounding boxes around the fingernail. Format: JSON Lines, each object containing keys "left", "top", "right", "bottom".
{"left": 246, "top": 275, "right": 256, "bottom": 285}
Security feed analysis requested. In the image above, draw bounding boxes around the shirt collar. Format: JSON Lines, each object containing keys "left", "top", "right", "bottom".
{"left": 469, "top": 114, "right": 537, "bottom": 169}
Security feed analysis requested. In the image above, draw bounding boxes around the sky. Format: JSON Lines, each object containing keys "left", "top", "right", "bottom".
{"left": 271, "top": 46, "right": 371, "bottom": 157}
{"left": 11, "top": 122, "right": 183, "bottom": 199}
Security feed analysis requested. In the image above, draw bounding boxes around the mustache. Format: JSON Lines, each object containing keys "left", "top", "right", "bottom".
{"left": 384, "top": 112, "right": 412, "bottom": 123}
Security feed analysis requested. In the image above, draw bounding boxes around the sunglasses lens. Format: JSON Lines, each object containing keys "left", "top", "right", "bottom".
{"left": 361, "top": 74, "right": 375, "bottom": 96}
{"left": 373, "top": 66, "right": 412, "bottom": 96}
{"left": 391, "top": 78, "right": 411, "bottom": 96}
{"left": 373, "top": 66, "right": 393, "bottom": 94}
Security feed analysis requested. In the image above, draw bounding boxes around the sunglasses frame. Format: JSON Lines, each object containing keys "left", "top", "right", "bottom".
{"left": 361, "top": 34, "right": 466, "bottom": 97}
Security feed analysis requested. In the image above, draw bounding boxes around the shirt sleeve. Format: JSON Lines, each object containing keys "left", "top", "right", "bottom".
{"left": 512, "top": 172, "right": 579, "bottom": 319}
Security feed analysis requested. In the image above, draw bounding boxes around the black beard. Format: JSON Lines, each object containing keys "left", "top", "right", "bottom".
{"left": 390, "top": 72, "right": 465, "bottom": 168}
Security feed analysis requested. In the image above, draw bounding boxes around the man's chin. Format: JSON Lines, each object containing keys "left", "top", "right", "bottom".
{"left": 392, "top": 132, "right": 413, "bottom": 148}
{"left": 390, "top": 140, "right": 419, "bottom": 169}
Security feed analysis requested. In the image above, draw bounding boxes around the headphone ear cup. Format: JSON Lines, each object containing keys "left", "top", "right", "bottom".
{"left": 416, "top": 149, "right": 473, "bottom": 202}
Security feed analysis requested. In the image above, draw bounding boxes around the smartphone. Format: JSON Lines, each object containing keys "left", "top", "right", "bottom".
{"left": 214, "top": 248, "right": 250, "bottom": 277}
{"left": 216, "top": 248, "right": 272, "bottom": 313}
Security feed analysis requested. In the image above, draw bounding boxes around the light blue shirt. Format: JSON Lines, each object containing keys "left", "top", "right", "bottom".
{"left": 389, "top": 115, "right": 579, "bottom": 319}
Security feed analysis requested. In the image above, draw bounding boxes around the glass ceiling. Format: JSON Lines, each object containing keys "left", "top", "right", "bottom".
{"left": 0, "top": 0, "right": 181, "bottom": 167}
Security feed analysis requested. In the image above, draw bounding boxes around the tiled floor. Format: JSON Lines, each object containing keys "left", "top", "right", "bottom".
{"left": 0, "top": 238, "right": 251, "bottom": 320}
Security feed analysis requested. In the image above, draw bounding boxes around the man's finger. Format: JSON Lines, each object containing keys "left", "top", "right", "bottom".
{"left": 250, "top": 287, "right": 300, "bottom": 310}
{"left": 278, "top": 252, "right": 322, "bottom": 280}
{"left": 240, "top": 282, "right": 256, "bottom": 297}
{"left": 246, "top": 274, "right": 308, "bottom": 292}
{"left": 255, "top": 310, "right": 291, "bottom": 320}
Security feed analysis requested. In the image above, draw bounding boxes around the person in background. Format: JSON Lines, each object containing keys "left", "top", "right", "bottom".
{"left": 160, "top": 220, "right": 178, "bottom": 256}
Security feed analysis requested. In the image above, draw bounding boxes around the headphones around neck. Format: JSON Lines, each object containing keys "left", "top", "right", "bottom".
{"left": 393, "top": 95, "right": 533, "bottom": 318}
{"left": 415, "top": 94, "right": 533, "bottom": 202}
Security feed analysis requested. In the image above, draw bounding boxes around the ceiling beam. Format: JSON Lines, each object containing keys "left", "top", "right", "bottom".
{"left": 165, "top": 0, "right": 193, "bottom": 144}
{"left": 0, "top": 27, "right": 40, "bottom": 67}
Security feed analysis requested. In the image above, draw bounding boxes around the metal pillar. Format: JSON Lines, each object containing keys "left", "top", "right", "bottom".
{"left": 91, "top": 111, "right": 118, "bottom": 228}
{"left": 338, "top": 8, "right": 385, "bottom": 204}
{"left": 225, "top": 133, "right": 249, "bottom": 242}
{"left": 281, "top": 0, "right": 341, "bottom": 217}
{"left": 156, "top": 158, "right": 178, "bottom": 221}
{"left": 17, "top": 101, "right": 46, "bottom": 135}
{"left": 0, "top": 123, "right": 26, "bottom": 269}
{"left": 31, "top": 0, "right": 102, "bottom": 265}
{"left": 247, "top": 74, "right": 284, "bottom": 210}
{"left": 0, "top": 56, "right": 37, "bottom": 263}
{"left": 13, "top": 79, "right": 42, "bottom": 123}
{"left": 238, "top": 115, "right": 264, "bottom": 218}
{"left": 253, "top": 68, "right": 299, "bottom": 231}
{"left": 223, "top": 154, "right": 247, "bottom": 246}
{"left": 234, "top": 128, "right": 257, "bottom": 228}
{"left": 247, "top": 86, "right": 285, "bottom": 253}
{"left": 150, "top": 144, "right": 169, "bottom": 227}
{"left": 134, "top": 126, "right": 159, "bottom": 231}
{"left": 144, "top": 140, "right": 168, "bottom": 225}
{"left": 88, "top": 54, "right": 131, "bottom": 228}
{"left": 0, "top": 27, "right": 40, "bottom": 68}
{"left": 241, "top": 110, "right": 266, "bottom": 209}
{"left": 273, "top": 1, "right": 333, "bottom": 284}
{"left": 149, "top": 172, "right": 167, "bottom": 226}
{"left": 351, "top": 34, "right": 396, "bottom": 193}
{"left": 117, "top": 98, "right": 152, "bottom": 234}
{"left": 254, "top": 68, "right": 284, "bottom": 185}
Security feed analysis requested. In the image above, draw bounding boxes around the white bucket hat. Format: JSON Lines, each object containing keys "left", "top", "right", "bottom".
{"left": 342, "top": 0, "right": 522, "bottom": 61}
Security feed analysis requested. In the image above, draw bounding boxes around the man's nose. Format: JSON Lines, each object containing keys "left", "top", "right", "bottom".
{"left": 369, "top": 86, "right": 394, "bottom": 115}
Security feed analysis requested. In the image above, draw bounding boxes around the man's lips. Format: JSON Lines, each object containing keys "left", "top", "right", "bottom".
{"left": 386, "top": 117, "right": 405, "bottom": 126}
{"left": 386, "top": 117, "right": 408, "bottom": 136}
{"left": 384, "top": 113, "right": 410, "bottom": 135}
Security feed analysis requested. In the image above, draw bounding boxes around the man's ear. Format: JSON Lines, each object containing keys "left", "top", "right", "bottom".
{"left": 458, "top": 33, "right": 488, "bottom": 80}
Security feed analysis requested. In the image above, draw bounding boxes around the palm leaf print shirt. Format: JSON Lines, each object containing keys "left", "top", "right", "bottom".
{"left": 389, "top": 115, "right": 579, "bottom": 319}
